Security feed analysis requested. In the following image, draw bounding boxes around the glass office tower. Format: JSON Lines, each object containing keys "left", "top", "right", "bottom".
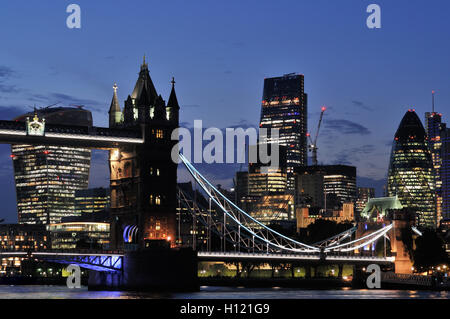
{"left": 388, "top": 110, "right": 436, "bottom": 228}
{"left": 425, "top": 112, "right": 443, "bottom": 223}
{"left": 441, "top": 125, "right": 450, "bottom": 220}
{"left": 259, "top": 73, "right": 308, "bottom": 189}
{"left": 11, "top": 107, "right": 92, "bottom": 224}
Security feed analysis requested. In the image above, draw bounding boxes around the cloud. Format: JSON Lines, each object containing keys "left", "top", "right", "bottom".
{"left": 0, "top": 84, "right": 21, "bottom": 93}
{"left": 28, "top": 92, "right": 104, "bottom": 112}
{"left": 323, "top": 118, "right": 371, "bottom": 135}
{"left": 0, "top": 105, "right": 29, "bottom": 119}
{"left": 182, "top": 104, "right": 202, "bottom": 108}
{"left": 0, "top": 66, "right": 15, "bottom": 80}
{"left": 331, "top": 144, "right": 376, "bottom": 166}
{"left": 351, "top": 100, "right": 374, "bottom": 111}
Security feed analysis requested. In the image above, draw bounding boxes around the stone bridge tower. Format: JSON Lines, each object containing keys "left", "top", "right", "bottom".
{"left": 356, "top": 207, "right": 415, "bottom": 274}
{"left": 388, "top": 208, "right": 415, "bottom": 274}
{"left": 108, "top": 58, "right": 180, "bottom": 249}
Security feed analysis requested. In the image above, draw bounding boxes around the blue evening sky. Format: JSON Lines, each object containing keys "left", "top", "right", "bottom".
{"left": 0, "top": 0, "right": 449, "bottom": 222}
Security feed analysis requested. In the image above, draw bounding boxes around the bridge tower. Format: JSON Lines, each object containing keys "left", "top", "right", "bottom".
{"left": 108, "top": 57, "right": 180, "bottom": 249}
{"left": 388, "top": 208, "right": 415, "bottom": 274}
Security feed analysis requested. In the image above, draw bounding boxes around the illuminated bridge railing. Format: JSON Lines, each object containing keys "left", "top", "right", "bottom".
{"left": 0, "top": 250, "right": 124, "bottom": 272}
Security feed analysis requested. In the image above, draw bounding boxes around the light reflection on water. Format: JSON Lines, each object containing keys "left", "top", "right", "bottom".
{"left": 0, "top": 285, "right": 448, "bottom": 299}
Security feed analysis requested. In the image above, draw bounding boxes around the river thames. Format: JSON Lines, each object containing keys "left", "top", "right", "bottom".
{"left": 0, "top": 285, "right": 448, "bottom": 299}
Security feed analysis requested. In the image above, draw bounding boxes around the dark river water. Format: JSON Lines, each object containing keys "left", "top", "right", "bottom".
{"left": 0, "top": 285, "right": 448, "bottom": 299}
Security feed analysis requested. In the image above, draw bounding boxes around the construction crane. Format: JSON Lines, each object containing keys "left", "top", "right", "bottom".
{"left": 307, "top": 106, "right": 326, "bottom": 166}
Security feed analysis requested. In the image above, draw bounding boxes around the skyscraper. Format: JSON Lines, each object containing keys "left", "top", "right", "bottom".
{"left": 259, "top": 73, "right": 307, "bottom": 189}
{"left": 441, "top": 124, "right": 450, "bottom": 220}
{"left": 11, "top": 107, "right": 92, "bottom": 224}
{"left": 388, "top": 109, "right": 436, "bottom": 228}
{"left": 425, "top": 100, "right": 444, "bottom": 223}
{"left": 294, "top": 165, "right": 357, "bottom": 210}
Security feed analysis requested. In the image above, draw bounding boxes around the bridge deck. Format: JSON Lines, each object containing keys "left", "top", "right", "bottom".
{"left": 0, "top": 120, "right": 143, "bottom": 148}
{"left": 197, "top": 251, "right": 395, "bottom": 265}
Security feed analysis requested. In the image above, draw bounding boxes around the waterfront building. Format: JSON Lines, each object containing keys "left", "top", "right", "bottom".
{"left": 75, "top": 187, "right": 110, "bottom": 214}
{"left": 12, "top": 107, "right": 92, "bottom": 224}
{"left": 0, "top": 224, "right": 49, "bottom": 275}
{"left": 46, "top": 222, "right": 110, "bottom": 250}
{"left": 259, "top": 73, "right": 308, "bottom": 189}
{"left": 387, "top": 110, "right": 436, "bottom": 228}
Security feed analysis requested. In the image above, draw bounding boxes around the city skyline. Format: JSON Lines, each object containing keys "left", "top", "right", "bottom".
{"left": 1, "top": 1, "right": 450, "bottom": 222}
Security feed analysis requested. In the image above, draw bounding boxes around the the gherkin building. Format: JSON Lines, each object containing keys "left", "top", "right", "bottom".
{"left": 387, "top": 110, "right": 436, "bottom": 228}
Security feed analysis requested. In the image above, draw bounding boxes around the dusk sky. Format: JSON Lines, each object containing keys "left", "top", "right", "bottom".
{"left": 0, "top": 0, "right": 450, "bottom": 222}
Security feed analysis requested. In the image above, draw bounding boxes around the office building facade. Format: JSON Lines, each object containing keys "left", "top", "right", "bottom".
{"left": 75, "top": 187, "right": 110, "bottom": 214}
{"left": 259, "top": 73, "right": 308, "bottom": 189}
{"left": 11, "top": 108, "right": 92, "bottom": 224}
{"left": 387, "top": 110, "right": 436, "bottom": 228}
{"left": 442, "top": 125, "right": 450, "bottom": 220}
{"left": 425, "top": 112, "right": 444, "bottom": 223}
{"left": 295, "top": 165, "right": 357, "bottom": 211}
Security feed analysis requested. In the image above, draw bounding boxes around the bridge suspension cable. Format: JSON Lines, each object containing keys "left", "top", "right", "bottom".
{"left": 324, "top": 223, "right": 394, "bottom": 252}
{"left": 179, "top": 153, "right": 320, "bottom": 253}
{"left": 313, "top": 226, "right": 357, "bottom": 248}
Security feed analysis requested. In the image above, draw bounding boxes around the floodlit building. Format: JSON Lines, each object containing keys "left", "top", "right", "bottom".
{"left": 11, "top": 107, "right": 92, "bottom": 224}
{"left": 359, "top": 196, "right": 403, "bottom": 222}
{"left": 387, "top": 110, "right": 436, "bottom": 228}
{"left": 295, "top": 203, "right": 354, "bottom": 230}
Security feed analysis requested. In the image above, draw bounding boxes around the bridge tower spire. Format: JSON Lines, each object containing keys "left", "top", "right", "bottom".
{"left": 109, "top": 83, "right": 122, "bottom": 127}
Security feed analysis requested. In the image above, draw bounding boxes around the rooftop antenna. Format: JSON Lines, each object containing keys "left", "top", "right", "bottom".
{"left": 432, "top": 90, "right": 435, "bottom": 113}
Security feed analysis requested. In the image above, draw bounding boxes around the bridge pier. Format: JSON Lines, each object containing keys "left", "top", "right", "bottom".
{"left": 88, "top": 248, "right": 198, "bottom": 292}
{"left": 305, "top": 266, "right": 311, "bottom": 279}
{"left": 337, "top": 264, "right": 343, "bottom": 278}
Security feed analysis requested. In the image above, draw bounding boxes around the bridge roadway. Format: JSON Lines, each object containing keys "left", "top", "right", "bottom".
{"left": 0, "top": 250, "right": 394, "bottom": 272}
{"left": 0, "top": 120, "right": 143, "bottom": 149}
{"left": 197, "top": 251, "right": 395, "bottom": 265}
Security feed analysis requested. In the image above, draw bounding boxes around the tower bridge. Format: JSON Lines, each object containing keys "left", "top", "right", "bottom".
{"left": 0, "top": 59, "right": 416, "bottom": 290}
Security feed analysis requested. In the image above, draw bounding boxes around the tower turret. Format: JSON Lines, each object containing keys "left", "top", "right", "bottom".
{"left": 166, "top": 77, "right": 180, "bottom": 123}
{"left": 108, "top": 83, "right": 122, "bottom": 127}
